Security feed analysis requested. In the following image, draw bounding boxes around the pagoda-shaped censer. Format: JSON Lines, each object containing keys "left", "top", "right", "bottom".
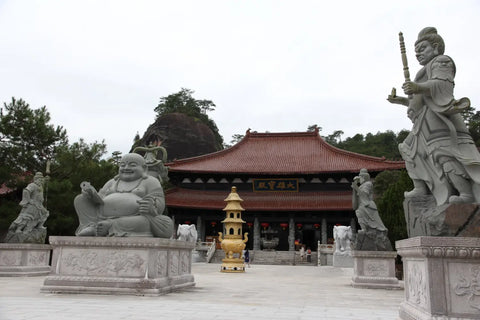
{"left": 218, "top": 186, "right": 248, "bottom": 273}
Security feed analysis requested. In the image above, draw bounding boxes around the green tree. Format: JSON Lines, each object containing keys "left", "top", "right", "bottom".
{"left": 154, "top": 88, "right": 223, "bottom": 149}
{"left": 373, "top": 170, "right": 403, "bottom": 198}
{"left": 0, "top": 98, "right": 68, "bottom": 184}
{"left": 375, "top": 169, "right": 412, "bottom": 248}
{"left": 110, "top": 151, "right": 122, "bottom": 166}
{"left": 154, "top": 88, "right": 216, "bottom": 116}
{"left": 223, "top": 133, "right": 245, "bottom": 148}
{"left": 463, "top": 106, "right": 480, "bottom": 146}
{"left": 324, "top": 130, "right": 344, "bottom": 145}
{"left": 331, "top": 130, "right": 405, "bottom": 160}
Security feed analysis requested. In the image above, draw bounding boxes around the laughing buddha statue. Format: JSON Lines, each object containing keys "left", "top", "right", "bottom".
{"left": 74, "top": 153, "right": 173, "bottom": 238}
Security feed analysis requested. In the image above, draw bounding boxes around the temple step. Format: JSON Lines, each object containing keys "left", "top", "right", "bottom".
{"left": 208, "top": 250, "right": 317, "bottom": 265}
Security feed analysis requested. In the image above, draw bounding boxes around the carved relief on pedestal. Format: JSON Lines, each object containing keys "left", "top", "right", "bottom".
{"left": 156, "top": 251, "right": 168, "bottom": 277}
{"left": 407, "top": 261, "right": 427, "bottom": 307}
{"left": 28, "top": 251, "right": 48, "bottom": 266}
{"left": 452, "top": 264, "right": 480, "bottom": 313}
{"left": 0, "top": 251, "right": 21, "bottom": 266}
{"left": 180, "top": 250, "right": 190, "bottom": 274}
{"left": 364, "top": 259, "right": 389, "bottom": 277}
{"left": 169, "top": 250, "right": 179, "bottom": 276}
{"left": 61, "top": 250, "right": 146, "bottom": 277}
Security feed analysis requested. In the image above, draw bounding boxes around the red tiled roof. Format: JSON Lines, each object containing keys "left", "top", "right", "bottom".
{"left": 167, "top": 130, "right": 404, "bottom": 175}
{"left": 166, "top": 187, "right": 352, "bottom": 211}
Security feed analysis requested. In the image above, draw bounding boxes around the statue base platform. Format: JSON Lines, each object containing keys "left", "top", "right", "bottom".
{"left": 396, "top": 236, "right": 480, "bottom": 320}
{"left": 404, "top": 195, "right": 480, "bottom": 237}
{"left": 220, "top": 258, "right": 245, "bottom": 273}
{"left": 333, "top": 252, "right": 353, "bottom": 268}
{"left": 0, "top": 243, "right": 51, "bottom": 276}
{"left": 41, "top": 236, "right": 195, "bottom": 296}
{"left": 351, "top": 250, "right": 401, "bottom": 289}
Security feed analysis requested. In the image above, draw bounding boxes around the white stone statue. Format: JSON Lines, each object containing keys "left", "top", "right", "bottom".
{"left": 388, "top": 27, "right": 480, "bottom": 205}
{"left": 333, "top": 225, "right": 352, "bottom": 255}
{"left": 351, "top": 169, "right": 392, "bottom": 251}
{"left": 5, "top": 172, "right": 49, "bottom": 243}
{"left": 177, "top": 224, "right": 198, "bottom": 243}
{"left": 74, "top": 153, "right": 173, "bottom": 238}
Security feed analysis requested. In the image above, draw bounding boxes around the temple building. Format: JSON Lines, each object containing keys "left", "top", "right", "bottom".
{"left": 165, "top": 129, "right": 404, "bottom": 251}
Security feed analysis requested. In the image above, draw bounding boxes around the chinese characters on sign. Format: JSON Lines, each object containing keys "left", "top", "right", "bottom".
{"left": 252, "top": 179, "right": 298, "bottom": 192}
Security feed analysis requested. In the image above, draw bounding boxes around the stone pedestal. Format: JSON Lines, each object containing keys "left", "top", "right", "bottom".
{"left": 41, "top": 236, "right": 195, "bottom": 296}
{"left": 0, "top": 243, "right": 51, "bottom": 276}
{"left": 220, "top": 258, "right": 245, "bottom": 272}
{"left": 318, "top": 243, "right": 334, "bottom": 266}
{"left": 396, "top": 236, "right": 480, "bottom": 320}
{"left": 351, "top": 250, "right": 401, "bottom": 289}
{"left": 333, "top": 252, "right": 353, "bottom": 268}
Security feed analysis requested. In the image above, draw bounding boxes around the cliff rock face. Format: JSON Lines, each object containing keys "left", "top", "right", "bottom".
{"left": 134, "top": 113, "right": 221, "bottom": 161}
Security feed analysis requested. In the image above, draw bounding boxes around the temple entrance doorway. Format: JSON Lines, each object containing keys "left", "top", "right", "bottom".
{"left": 302, "top": 229, "right": 316, "bottom": 251}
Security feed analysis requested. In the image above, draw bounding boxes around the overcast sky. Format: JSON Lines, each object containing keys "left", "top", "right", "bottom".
{"left": 1, "top": 1, "right": 479, "bottom": 156}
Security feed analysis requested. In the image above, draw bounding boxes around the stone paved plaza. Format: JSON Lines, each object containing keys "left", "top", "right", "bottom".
{"left": 0, "top": 263, "right": 403, "bottom": 320}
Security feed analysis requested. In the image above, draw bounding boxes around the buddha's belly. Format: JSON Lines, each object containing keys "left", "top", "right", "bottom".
{"left": 102, "top": 193, "right": 140, "bottom": 217}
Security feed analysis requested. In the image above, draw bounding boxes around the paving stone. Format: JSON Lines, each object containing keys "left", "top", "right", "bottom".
{"left": 0, "top": 263, "right": 403, "bottom": 320}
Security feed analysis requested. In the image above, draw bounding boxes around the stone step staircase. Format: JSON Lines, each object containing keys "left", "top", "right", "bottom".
{"left": 210, "top": 250, "right": 318, "bottom": 266}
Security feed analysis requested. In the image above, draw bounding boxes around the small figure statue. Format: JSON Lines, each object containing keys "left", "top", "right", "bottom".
{"left": 177, "top": 224, "right": 198, "bottom": 243}
{"left": 74, "top": 153, "right": 173, "bottom": 238}
{"left": 387, "top": 27, "right": 480, "bottom": 205}
{"left": 5, "top": 172, "right": 49, "bottom": 243}
{"left": 133, "top": 142, "right": 169, "bottom": 183}
{"left": 333, "top": 225, "right": 352, "bottom": 255}
{"left": 351, "top": 169, "right": 392, "bottom": 251}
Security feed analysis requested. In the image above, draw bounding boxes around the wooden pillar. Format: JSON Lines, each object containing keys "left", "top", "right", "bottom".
{"left": 288, "top": 216, "right": 295, "bottom": 251}
{"left": 253, "top": 217, "right": 261, "bottom": 250}
{"left": 321, "top": 217, "right": 327, "bottom": 244}
{"left": 196, "top": 215, "right": 204, "bottom": 242}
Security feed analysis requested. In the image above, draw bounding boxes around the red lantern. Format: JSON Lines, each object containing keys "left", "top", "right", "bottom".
{"left": 314, "top": 223, "right": 320, "bottom": 229}
{"left": 296, "top": 223, "right": 303, "bottom": 229}
{"left": 210, "top": 221, "right": 217, "bottom": 227}
{"left": 260, "top": 222, "right": 269, "bottom": 229}
{"left": 279, "top": 223, "right": 289, "bottom": 230}
{"left": 184, "top": 221, "right": 191, "bottom": 225}
{"left": 247, "top": 222, "right": 253, "bottom": 228}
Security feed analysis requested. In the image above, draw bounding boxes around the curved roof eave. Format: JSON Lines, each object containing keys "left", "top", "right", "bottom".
{"left": 166, "top": 130, "right": 405, "bottom": 174}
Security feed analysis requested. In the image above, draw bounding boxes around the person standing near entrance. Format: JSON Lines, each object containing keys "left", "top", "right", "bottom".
{"left": 306, "top": 247, "right": 312, "bottom": 263}
{"left": 244, "top": 249, "right": 250, "bottom": 267}
{"left": 300, "top": 246, "right": 305, "bottom": 262}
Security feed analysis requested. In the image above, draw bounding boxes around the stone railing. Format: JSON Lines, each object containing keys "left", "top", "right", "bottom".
{"left": 206, "top": 239, "right": 216, "bottom": 263}
{"left": 195, "top": 241, "right": 213, "bottom": 251}
{"left": 317, "top": 241, "right": 334, "bottom": 266}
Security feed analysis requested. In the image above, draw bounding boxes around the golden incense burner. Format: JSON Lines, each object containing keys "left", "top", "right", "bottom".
{"left": 218, "top": 187, "right": 248, "bottom": 272}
